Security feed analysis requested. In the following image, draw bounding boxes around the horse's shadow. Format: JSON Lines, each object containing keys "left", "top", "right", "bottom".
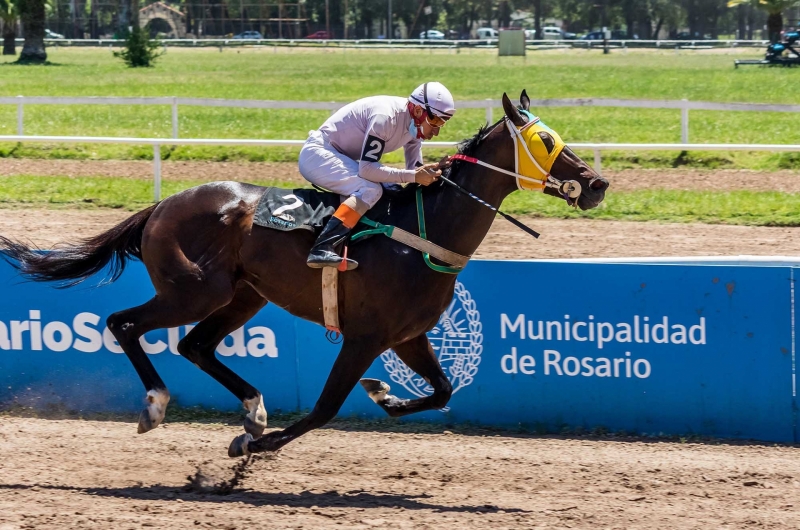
{"left": 0, "top": 483, "right": 529, "bottom": 513}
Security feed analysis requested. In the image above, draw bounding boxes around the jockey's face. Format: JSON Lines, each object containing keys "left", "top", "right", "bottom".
{"left": 411, "top": 103, "right": 448, "bottom": 141}
{"left": 418, "top": 117, "right": 442, "bottom": 140}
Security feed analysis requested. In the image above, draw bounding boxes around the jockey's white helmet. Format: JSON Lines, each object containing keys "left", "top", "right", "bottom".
{"left": 409, "top": 82, "right": 456, "bottom": 121}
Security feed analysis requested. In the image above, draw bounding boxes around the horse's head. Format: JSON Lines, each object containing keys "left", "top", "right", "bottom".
{"left": 498, "top": 90, "right": 608, "bottom": 211}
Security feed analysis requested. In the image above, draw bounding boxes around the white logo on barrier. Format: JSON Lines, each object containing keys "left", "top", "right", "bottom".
{"left": 380, "top": 281, "right": 482, "bottom": 406}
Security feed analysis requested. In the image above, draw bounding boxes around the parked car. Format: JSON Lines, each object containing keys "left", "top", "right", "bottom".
{"left": 582, "top": 30, "right": 637, "bottom": 40}
{"left": 305, "top": 30, "right": 331, "bottom": 39}
{"left": 419, "top": 30, "right": 445, "bottom": 39}
{"left": 233, "top": 31, "right": 263, "bottom": 40}
{"left": 541, "top": 26, "right": 566, "bottom": 40}
{"left": 673, "top": 31, "right": 708, "bottom": 40}
{"left": 45, "top": 29, "right": 65, "bottom": 39}
{"left": 476, "top": 27, "right": 498, "bottom": 39}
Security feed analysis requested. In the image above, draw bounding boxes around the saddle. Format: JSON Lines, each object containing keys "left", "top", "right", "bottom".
{"left": 252, "top": 185, "right": 412, "bottom": 236}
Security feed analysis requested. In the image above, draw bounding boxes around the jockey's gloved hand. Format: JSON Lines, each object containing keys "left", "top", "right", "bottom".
{"left": 415, "top": 163, "right": 442, "bottom": 186}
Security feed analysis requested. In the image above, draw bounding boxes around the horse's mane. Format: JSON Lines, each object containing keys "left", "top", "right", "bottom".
{"left": 456, "top": 123, "right": 493, "bottom": 157}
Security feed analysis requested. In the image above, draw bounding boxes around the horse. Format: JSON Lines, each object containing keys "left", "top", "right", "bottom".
{"left": 0, "top": 91, "right": 608, "bottom": 457}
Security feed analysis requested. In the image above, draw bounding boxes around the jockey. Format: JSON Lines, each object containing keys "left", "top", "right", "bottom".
{"left": 299, "top": 82, "right": 456, "bottom": 270}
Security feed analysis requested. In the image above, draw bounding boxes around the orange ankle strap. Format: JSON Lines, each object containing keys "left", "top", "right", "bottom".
{"left": 333, "top": 204, "right": 362, "bottom": 229}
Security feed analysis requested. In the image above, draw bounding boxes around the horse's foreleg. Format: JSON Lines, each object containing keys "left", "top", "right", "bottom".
{"left": 176, "top": 283, "right": 269, "bottom": 437}
{"left": 359, "top": 333, "right": 453, "bottom": 417}
{"left": 230, "top": 336, "right": 382, "bottom": 457}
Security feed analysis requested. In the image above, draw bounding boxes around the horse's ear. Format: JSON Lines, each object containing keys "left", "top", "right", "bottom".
{"left": 520, "top": 89, "right": 531, "bottom": 111}
{"left": 502, "top": 93, "right": 526, "bottom": 127}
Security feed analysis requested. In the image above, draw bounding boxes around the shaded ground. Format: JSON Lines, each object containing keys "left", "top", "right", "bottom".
{"left": 0, "top": 417, "right": 798, "bottom": 530}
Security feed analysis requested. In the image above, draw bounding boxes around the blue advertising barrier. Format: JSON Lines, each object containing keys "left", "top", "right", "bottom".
{"left": 0, "top": 259, "right": 796, "bottom": 443}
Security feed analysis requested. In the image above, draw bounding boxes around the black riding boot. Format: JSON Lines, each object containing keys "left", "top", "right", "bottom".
{"left": 306, "top": 217, "right": 359, "bottom": 270}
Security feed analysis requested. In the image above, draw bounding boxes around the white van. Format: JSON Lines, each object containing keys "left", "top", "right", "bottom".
{"left": 476, "top": 27, "right": 498, "bottom": 40}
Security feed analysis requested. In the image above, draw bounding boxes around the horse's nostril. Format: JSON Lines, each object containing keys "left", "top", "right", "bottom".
{"left": 590, "top": 178, "right": 608, "bottom": 191}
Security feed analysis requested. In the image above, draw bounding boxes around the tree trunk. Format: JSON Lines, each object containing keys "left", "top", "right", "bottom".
{"left": 767, "top": 12, "right": 782, "bottom": 43}
{"left": 3, "top": 22, "right": 16, "bottom": 55}
{"left": 498, "top": 0, "right": 509, "bottom": 29}
{"left": 18, "top": 0, "right": 47, "bottom": 63}
{"left": 625, "top": 9, "right": 634, "bottom": 39}
{"left": 533, "top": 0, "right": 541, "bottom": 41}
{"left": 118, "top": 0, "right": 130, "bottom": 35}
{"left": 737, "top": 4, "right": 745, "bottom": 40}
{"left": 131, "top": 0, "right": 140, "bottom": 28}
{"left": 653, "top": 18, "right": 663, "bottom": 40}
{"left": 90, "top": 0, "right": 99, "bottom": 39}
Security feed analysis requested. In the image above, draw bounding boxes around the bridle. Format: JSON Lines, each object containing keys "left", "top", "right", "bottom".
{"left": 451, "top": 113, "right": 583, "bottom": 207}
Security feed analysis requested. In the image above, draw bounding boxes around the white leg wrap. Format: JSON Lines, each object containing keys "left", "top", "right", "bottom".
{"left": 368, "top": 382, "right": 391, "bottom": 404}
{"left": 243, "top": 394, "right": 267, "bottom": 425}
{"left": 146, "top": 389, "right": 170, "bottom": 425}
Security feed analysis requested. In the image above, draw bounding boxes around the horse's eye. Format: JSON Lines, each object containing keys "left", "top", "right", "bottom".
{"left": 537, "top": 132, "right": 555, "bottom": 154}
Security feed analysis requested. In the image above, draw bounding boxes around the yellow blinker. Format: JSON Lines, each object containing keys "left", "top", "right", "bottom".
{"left": 514, "top": 119, "right": 566, "bottom": 191}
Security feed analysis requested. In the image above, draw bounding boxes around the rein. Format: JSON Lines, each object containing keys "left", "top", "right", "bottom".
{"left": 436, "top": 173, "right": 540, "bottom": 239}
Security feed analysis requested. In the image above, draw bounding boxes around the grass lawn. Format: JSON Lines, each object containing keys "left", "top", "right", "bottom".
{"left": 2, "top": 175, "right": 799, "bottom": 226}
{"left": 1, "top": 48, "right": 799, "bottom": 170}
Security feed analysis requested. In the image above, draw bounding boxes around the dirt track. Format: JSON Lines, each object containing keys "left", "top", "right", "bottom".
{"left": 0, "top": 417, "right": 798, "bottom": 530}
{"left": 2, "top": 164, "right": 800, "bottom": 529}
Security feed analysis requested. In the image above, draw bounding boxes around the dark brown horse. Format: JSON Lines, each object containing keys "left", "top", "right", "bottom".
{"left": 0, "top": 92, "right": 608, "bottom": 457}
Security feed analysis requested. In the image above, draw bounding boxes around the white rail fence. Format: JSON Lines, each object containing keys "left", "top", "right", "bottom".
{"left": 2, "top": 96, "right": 800, "bottom": 201}
{"left": 5, "top": 95, "right": 800, "bottom": 143}
{"left": 15, "top": 37, "right": 772, "bottom": 50}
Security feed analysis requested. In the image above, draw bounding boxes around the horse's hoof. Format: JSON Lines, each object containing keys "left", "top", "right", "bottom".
{"left": 243, "top": 415, "right": 266, "bottom": 438}
{"left": 228, "top": 433, "right": 254, "bottom": 458}
{"left": 137, "top": 408, "right": 156, "bottom": 434}
{"left": 360, "top": 378, "right": 390, "bottom": 403}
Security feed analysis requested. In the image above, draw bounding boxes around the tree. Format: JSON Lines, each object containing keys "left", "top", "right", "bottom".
{"left": 650, "top": 0, "right": 684, "bottom": 39}
{"left": 727, "top": 0, "right": 800, "bottom": 42}
{"left": 113, "top": 0, "right": 163, "bottom": 68}
{"left": 17, "top": 0, "right": 46, "bottom": 63}
{"left": 1, "top": 0, "right": 18, "bottom": 55}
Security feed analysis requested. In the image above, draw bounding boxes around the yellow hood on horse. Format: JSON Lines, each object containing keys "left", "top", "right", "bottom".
{"left": 511, "top": 114, "right": 566, "bottom": 191}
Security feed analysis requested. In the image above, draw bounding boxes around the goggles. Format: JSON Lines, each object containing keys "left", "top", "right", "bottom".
{"left": 426, "top": 113, "right": 448, "bottom": 128}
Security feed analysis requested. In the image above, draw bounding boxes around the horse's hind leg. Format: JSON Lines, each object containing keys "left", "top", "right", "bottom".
{"left": 108, "top": 286, "right": 236, "bottom": 433}
{"left": 176, "top": 283, "right": 269, "bottom": 437}
{"left": 359, "top": 333, "right": 453, "bottom": 417}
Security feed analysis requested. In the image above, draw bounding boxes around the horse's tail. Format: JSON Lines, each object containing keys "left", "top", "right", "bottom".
{"left": 0, "top": 203, "right": 159, "bottom": 287}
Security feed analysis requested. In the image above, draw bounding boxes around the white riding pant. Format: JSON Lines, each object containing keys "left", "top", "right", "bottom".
{"left": 298, "top": 130, "right": 383, "bottom": 210}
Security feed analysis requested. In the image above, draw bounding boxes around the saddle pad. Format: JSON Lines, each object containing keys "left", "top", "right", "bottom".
{"left": 253, "top": 187, "right": 340, "bottom": 233}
